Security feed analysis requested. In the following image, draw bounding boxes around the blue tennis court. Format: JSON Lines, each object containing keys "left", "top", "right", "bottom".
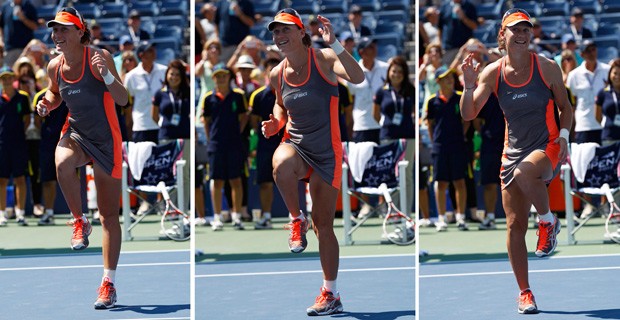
{"left": 195, "top": 254, "right": 415, "bottom": 319}
{"left": 420, "top": 254, "right": 620, "bottom": 319}
{"left": 0, "top": 250, "right": 191, "bottom": 320}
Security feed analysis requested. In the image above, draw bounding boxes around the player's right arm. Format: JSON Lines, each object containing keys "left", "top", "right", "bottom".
{"left": 262, "top": 63, "right": 288, "bottom": 138}
{"left": 460, "top": 53, "right": 496, "bottom": 121}
{"left": 37, "top": 57, "right": 63, "bottom": 117}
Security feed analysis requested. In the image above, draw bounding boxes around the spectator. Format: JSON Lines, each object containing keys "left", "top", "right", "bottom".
{"left": 152, "top": 59, "right": 191, "bottom": 202}
{"left": 553, "top": 33, "right": 583, "bottom": 67}
{"left": 437, "top": 0, "right": 478, "bottom": 65}
{"left": 0, "top": 0, "right": 38, "bottom": 67}
{"left": 559, "top": 49, "right": 577, "bottom": 84}
{"left": 338, "top": 80, "right": 353, "bottom": 142}
{"left": 419, "top": 43, "right": 446, "bottom": 108}
{"left": 199, "top": 2, "right": 217, "bottom": 45}
{"left": 568, "top": 7, "right": 593, "bottom": 45}
{"left": 372, "top": 56, "right": 415, "bottom": 214}
{"left": 424, "top": 66, "right": 468, "bottom": 231}
{"left": 117, "top": 50, "right": 138, "bottom": 141}
{"left": 125, "top": 10, "right": 151, "bottom": 46}
{"left": 202, "top": 63, "right": 247, "bottom": 231}
{"left": 196, "top": 39, "right": 222, "bottom": 102}
{"left": 422, "top": 6, "right": 440, "bottom": 46}
{"left": 530, "top": 18, "right": 557, "bottom": 55}
{"left": 249, "top": 58, "right": 282, "bottom": 229}
{"left": 113, "top": 35, "right": 135, "bottom": 74}
{"left": 338, "top": 31, "right": 360, "bottom": 61}
{"left": 0, "top": 66, "right": 30, "bottom": 226}
{"left": 90, "top": 19, "right": 115, "bottom": 53}
{"left": 233, "top": 54, "right": 260, "bottom": 97}
{"left": 17, "top": 39, "right": 50, "bottom": 88}
{"left": 308, "top": 16, "right": 327, "bottom": 48}
{"left": 345, "top": 5, "right": 372, "bottom": 41}
{"left": 214, "top": 0, "right": 255, "bottom": 62}
{"left": 226, "top": 35, "right": 264, "bottom": 77}
{"left": 597, "top": 59, "right": 620, "bottom": 146}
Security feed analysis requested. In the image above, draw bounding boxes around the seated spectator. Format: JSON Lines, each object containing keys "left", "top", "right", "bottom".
{"left": 554, "top": 34, "right": 583, "bottom": 67}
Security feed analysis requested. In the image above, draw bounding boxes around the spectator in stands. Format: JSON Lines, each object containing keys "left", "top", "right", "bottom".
{"left": 424, "top": 66, "right": 468, "bottom": 232}
{"left": 0, "top": 66, "right": 30, "bottom": 227}
{"left": 113, "top": 35, "right": 135, "bottom": 74}
{"left": 419, "top": 43, "right": 446, "bottom": 110}
{"left": 17, "top": 39, "right": 49, "bottom": 88}
{"left": 199, "top": 2, "right": 217, "bottom": 45}
{"left": 559, "top": 49, "right": 577, "bottom": 84}
{"left": 117, "top": 50, "right": 137, "bottom": 141}
{"left": 449, "top": 38, "right": 487, "bottom": 83}
{"left": 196, "top": 39, "right": 222, "bottom": 102}
{"left": 233, "top": 54, "right": 260, "bottom": 98}
{"left": 530, "top": 18, "right": 557, "bottom": 55}
{"left": 567, "top": 40, "right": 609, "bottom": 146}
{"left": 437, "top": 0, "right": 478, "bottom": 65}
{"left": 345, "top": 5, "right": 372, "bottom": 41}
{"left": 202, "top": 63, "right": 247, "bottom": 231}
{"left": 597, "top": 59, "right": 620, "bottom": 146}
{"left": 568, "top": 7, "right": 593, "bottom": 45}
{"left": 125, "top": 10, "right": 151, "bottom": 47}
{"left": 249, "top": 57, "right": 282, "bottom": 229}
{"left": 214, "top": 0, "right": 255, "bottom": 62}
{"left": 0, "top": 0, "right": 38, "bottom": 67}
{"left": 90, "top": 20, "right": 115, "bottom": 53}
{"left": 373, "top": 56, "right": 415, "bottom": 214}
{"left": 152, "top": 59, "right": 191, "bottom": 201}
{"left": 422, "top": 6, "right": 440, "bottom": 46}
{"left": 338, "top": 31, "right": 360, "bottom": 62}
{"left": 554, "top": 33, "right": 583, "bottom": 67}
{"left": 227, "top": 36, "right": 264, "bottom": 78}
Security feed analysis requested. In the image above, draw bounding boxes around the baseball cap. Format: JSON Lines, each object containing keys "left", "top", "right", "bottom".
{"left": 119, "top": 35, "right": 132, "bottom": 46}
{"left": 129, "top": 9, "right": 140, "bottom": 18}
{"left": 47, "top": 7, "right": 85, "bottom": 31}
{"left": 561, "top": 33, "right": 575, "bottom": 44}
{"left": 211, "top": 63, "right": 230, "bottom": 77}
{"left": 136, "top": 41, "right": 156, "bottom": 55}
{"left": 501, "top": 8, "right": 533, "bottom": 29}
{"left": 571, "top": 7, "right": 584, "bottom": 17}
{"left": 339, "top": 31, "right": 354, "bottom": 42}
{"left": 268, "top": 8, "right": 304, "bottom": 31}
{"left": 349, "top": 4, "right": 362, "bottom": 14}
{"left": 0, "top": 66, "right": 15, "bottom": 78}
{"left": 434, "top": 66, "right": 454, "bottom": 80}
{"left": 357, "top": 37, "right": 377, "bottom": 51}
{"left": 582, "top": 39, "right": 597, "bottom": 51}
{"left": 235, "top": 55, "right": 256, "bottom": 69}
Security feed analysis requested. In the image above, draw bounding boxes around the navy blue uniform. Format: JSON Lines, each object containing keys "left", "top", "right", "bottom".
{"left": 598, "top": 87, "right": 620, "bottom": 142}
{"left": 0, "top": 90, "right": 30, "bottom": 178}
{"left": 374, "top": 84, "right": 415, "bottom": 140}
{"left": 249, "top": 85, "right": 281, "bottom": 184}
{"left": 153, "top": 87, "right": 191, "bottom": 140}
{"left": 478, "top": 94, "right": 504, "bottom": 185}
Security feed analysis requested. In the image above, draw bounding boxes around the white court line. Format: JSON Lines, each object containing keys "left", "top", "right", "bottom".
{"left": 420, "top": 265, "right": 620, "bottom": 279}
{"left": 200, "top": 253, "right": 416, "bottom": 265}
{"left": 0, "top": 249, "right": 191, "bottom": 260}
{"left": 0, "top": 261, "right": 190, "bottom": 272}
{"left": 196, "top": 266, "right": 415, "bottom": 278}
{"left": 107, "top": 317, "right": 189, "bottom": 320}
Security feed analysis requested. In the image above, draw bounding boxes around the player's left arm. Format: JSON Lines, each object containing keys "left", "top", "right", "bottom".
{"left": 541, "top": 56, "right": 573, "bottom": 161}
{"left": 91, "top": 47, "right": 129, "bottom": 106}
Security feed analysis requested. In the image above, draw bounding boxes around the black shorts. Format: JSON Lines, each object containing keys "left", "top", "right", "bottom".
{"left": 352, "top": 129, "right": 380, "bottom": 144}
{"left": 432, "top": 151, "right": 467, "bottom": 182}
{"left": 574, "top": 130, "right": 602, "bottom": 145}
{"left": 255, "top": 147, "right": 277, "bottom": 184}
{"left": 0, "top": 144, "right": 27, "bottom": 178}
{"left": 132, "top": 130, "right": 159, "bottom": 144}
{"left": 208, "top": 150, "right": 243, "bottom": 180}
{"left": 480, "top": 152, "right": 502, "bottom": 185}
{"left": 39, "top": 141, "right": 58, "bottom": 182}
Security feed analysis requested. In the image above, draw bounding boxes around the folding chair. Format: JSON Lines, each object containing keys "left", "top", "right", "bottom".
{"left": 561, "top": 141, "right": 620, "bottom": 244}
{"left": 121, "top": 140, "right": 186, "bottom": 241}
{"left": 341, "top": 139, "right": 409, "bottom": 245}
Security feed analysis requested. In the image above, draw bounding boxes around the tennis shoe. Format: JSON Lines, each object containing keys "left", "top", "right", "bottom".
{"left": 0, "top": 215, "right": 6, "bottom": 227}
{"left": 306, "top": 287, "right": 343, "bottom": 316}
{"left": 435, "top": 220, "right": 448, "bottom": 232}
{"left": 254, "top": 217, "right": 273, "bottom": 229}
{"left": 17, "top": 218, "right": 28, "bottom": 226}
{"left": 38, "top": 213, "right": 55, "bottom": 226}
{"left": 535, "top": 215, "right": 561, "bottom": 257}
{"left": 478, "top": 218, "right": 497, "bottom": 230}
{"left": 94, "top": 278, "right": 117, "bottom": 309}
{"left": 517, "top": 289, "right": 538, "bottom": 314}
{"left": 211, "top": 220, "right": 224, "bottom": 231}
{"left": 233, "top": 220, "right": 245, "bottom": 230}
{"left": 285, "top": 215, "right": 308, "bottom": 253}
{"left": 418, "top": 218, "right": 434, "bottom": 228}
{"left": 457, "top": 220, "right": 469, "bottom": 231}
{"left": 68, "top": 217, "right": 92, "bottom": 250}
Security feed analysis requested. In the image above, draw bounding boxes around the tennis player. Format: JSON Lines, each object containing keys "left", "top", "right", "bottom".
{"left": 460, "top": 9, "right": 573, "bottom": 314}
{"left": 261, "top": 8, "right": 364, "bottom": 316}
{"left": 37, "top": 7, "right": 128, "bottom": 309}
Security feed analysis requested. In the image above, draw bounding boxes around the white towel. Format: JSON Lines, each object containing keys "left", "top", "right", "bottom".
{"left": 570, "top": 142, "right": 598, "bottom": 183}
{"left": 126, "top": 141, "right": 156, "bottom": 180}
{"left": 348, "top": 141, "right": 377, "bottom": 183}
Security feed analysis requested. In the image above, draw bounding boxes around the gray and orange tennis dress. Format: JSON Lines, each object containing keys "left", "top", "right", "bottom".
{"left": 279, "top": 48, "right": 342, "bottom": 189}
{"left": 496, "top": 53, "right": 561, "bottom": 188}
{"left": 58, "top": 46, "right": 123, "bottom": 179}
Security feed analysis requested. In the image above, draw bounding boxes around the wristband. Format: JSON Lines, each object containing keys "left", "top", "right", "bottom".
{"left": 102, "top": 71, "right": 115, "bottom": 85}
{"left": 559, "top": 128, "right": 569, "bottom": 143}
{"left": 330, "top": 41, "right": 345, "bottom": 55}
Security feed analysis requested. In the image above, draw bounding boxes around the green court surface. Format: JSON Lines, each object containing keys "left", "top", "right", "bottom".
{"left": 419, "top": 216, "right": 620, "bottom": 263}
{"left": 0, "top": 213, "right": 190, "bottom": 256}
{"left": 195, "top": 217, "right": 415, "bottom": 263}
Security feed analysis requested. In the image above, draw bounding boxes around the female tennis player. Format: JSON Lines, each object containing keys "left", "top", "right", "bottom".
{"left": 37, "top": 7, "right": 128, "bottom": 309}
{"left": 460, "top": 9, "right": 573, "bottom": 314}
{"left": 261, "top": 8, "right": 364, "bottom": 316}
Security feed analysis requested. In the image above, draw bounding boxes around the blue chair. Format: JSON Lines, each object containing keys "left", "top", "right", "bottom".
{"left": 155, "top": 15, "right": 187, "bottom": 30}
{"left": 381, "top": 0, "right": 408, "bottom": 11}
{"left": 129, "top": 1, "right": 158, "bottom": 17}
{"left": 73, "top": 3, "right": 100, "bottom": 19}
{"left": 289, "top": 0, "right": 318, "bottom": 15}
{"left": 100, "top": 3, "right": 127, "bottom": 19}
{"left": 602, "top": 0, "right": 620, "bottom": 13}
{"left": 572, "top": 0, "right": 601, "bottom": 15}
{"left": 349, "top": 0, "right": 381, "bottom": 12}
{"left": 541, "top": 1, "right": 569, "bottom": 17}
{"left": 159, "top": 0, "right": 188, "bottom": 17}
{"left": 321, "top": 0, "right": 347, "bottom": 14}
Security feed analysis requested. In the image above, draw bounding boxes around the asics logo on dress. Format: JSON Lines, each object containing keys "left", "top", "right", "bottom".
{"left": 67, "top": 89, "right": 81, "bottom": 95}
{"left": 512, "top": 93, "right": 527, "bottom": 100}
{"left": 293, "top": 92, "right": 308, "bottom": 100}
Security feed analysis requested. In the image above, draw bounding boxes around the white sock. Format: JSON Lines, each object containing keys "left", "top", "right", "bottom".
{"left": 15, "top": 208, "right": 25, "bottom": 219}
{"left": 487, "top": 213, "right": 495, "bottom": 221}
{"left": 323, "top": 280, "right": 337, "bottom": 294}
{"left": 231, "top": 212, "right": 241, "bottom": 223}
{"left": 438, "top": 215, "right": 446, "bottom": 223}
{"left": 0, "top": 210, "right": 5, "bottom": 219}
{"left": 103, "top": 269, "right": 116, "bottom": 284}
{"left": 213, "top": 213, "right": 221, "bottom": 222}
{"left": 455, "top": 213, "right": 466, "bottom": 223}
{"left": 290, "top": 210, "right": 305, "bottom": 221}
{"left": 263, "top": 212, "right": 271, "bottom": 220}
{"left": 538, "top": 211, "right": 554, "bottom": 223}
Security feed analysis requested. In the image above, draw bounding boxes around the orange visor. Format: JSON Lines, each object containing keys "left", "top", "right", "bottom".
{"left": 501, "top": 11, "right": 533, "bottom": 29}
{"left": 268, "top": 11, "right": 304, "bottom": 31}
{"left": 47, "top": 11, "right": 84, "bottom": 31}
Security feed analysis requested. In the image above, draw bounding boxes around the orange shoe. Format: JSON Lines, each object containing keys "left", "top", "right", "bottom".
{"left": 307, "top": 287, "right": 343, "bottom": 316}
{"left": 285, "top": 215, "right": 308, "bottom": 253}
{"left": 68, "top": 217, "right": 92, "bottom": 250}
{"left": 517, "top": 289, "right": 538, "bottom": 314}
{"left": 535, "top": 215, "right": 561, "bottom": 257}
{"left": 94, "top": 278, "right": 117, "bottom": 309}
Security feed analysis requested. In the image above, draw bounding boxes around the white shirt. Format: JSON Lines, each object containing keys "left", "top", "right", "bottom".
{"left": 567, "top": 60, "right": 610, "bottom": 132}
{"left": 124, "top": 62, "right": 167, "bottom": 131}
{"left": 347, "top": 58, "right": 388, "bottom": 131}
